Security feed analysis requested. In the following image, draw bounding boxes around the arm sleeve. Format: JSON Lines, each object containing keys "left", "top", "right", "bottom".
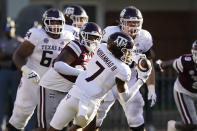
{"left": 143, "top": 30, "right": 153, "bottom": 52}
{"left": 119, "top": 79, "right": 144, "bottom": 102}
{"left": 102, "top": 27, "right": 110, "bottom": 43}
{"left": 24, "top": 28, "right": 40, "bottom": 46}
{"left": 172, "top": 56, "right": 183, "bottom": 73}
{"left": 54, "top": 61, "right": 83, "bottom": 76}
{"left": 115, "top": 65, "right": 131, "bottom": 82}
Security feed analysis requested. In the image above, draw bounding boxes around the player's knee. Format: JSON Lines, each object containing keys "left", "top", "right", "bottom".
{"left": 130, "top": 124, "right": 145, "bottom": 131}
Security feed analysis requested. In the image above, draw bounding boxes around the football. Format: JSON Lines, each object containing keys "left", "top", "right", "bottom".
{"left": 137, "top": 58, "right": 151, "bottom": 72}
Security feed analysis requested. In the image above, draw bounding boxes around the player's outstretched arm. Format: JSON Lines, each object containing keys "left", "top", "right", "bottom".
{"left": 117, "top": 61, "right": 152, "bottom": 102}
{"left": 53, "top": 49, "right": 83, "bottom": 76}
{"left": 155, "top": 59, "right": 174, "bottom": 72}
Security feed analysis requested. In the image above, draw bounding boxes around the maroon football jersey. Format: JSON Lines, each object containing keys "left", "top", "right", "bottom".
{"left": 175, "top": 54, "right": 197, "bottom": 93}
{"left": 58, "top": 40, "right": 93, "bottom": 82}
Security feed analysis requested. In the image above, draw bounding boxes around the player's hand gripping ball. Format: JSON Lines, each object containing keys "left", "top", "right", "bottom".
{"left": 137, "top": 58, "right": 151, "bottom": 72}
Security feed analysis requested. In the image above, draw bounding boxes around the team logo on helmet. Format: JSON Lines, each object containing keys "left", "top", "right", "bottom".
{"left": 114, "top": 36, "right": 129, "bottom": 47}
{"left": 107, "top": 32, "right": 134, "bottom": 64}
{"left": 63, "top": 5, "right": 88, "bottom": 28}
{"left": 65, "top": 7, "right": 74, "bottom": 15}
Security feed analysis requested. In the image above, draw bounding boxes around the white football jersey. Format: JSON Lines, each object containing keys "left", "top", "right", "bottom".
{"left": 64, "top": 24, "right": 80, "bottom": 39}
{"left": 102, "top": 26, "right": 153, "bottom": 53}
{"left": 102, "top": 26, "right": 153, "bottom": 79}
{"left": 69, "top": 43, "right": 131, "bottom": 104}
{"left": 39, "top": 40, "right": 92, "bottom": 92}
{"left": 24, "top": 27, "right": 74, "bottom": 78}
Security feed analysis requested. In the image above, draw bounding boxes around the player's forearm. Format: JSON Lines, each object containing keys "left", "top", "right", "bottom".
{"left": 146, "top": 61, "right": 155, "bottom": 86}
{"left": 128, "top": 79, "right": 144, "bottom": 99}
{"left": 161, "top": 59, "right": 174, "bottom": 69}
{"left": 119, "top": 79, "right": 144, "bottom": 102}
{"left": 54, "top": 61, "right": 82, "bottom": 76}
{"left": 12, "top": 52, "right": 26, "bottom": 70}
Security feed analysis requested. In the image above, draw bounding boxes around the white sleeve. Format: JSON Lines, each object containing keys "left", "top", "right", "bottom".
{"left": 142, "top": 30, "right": 153, "bottom": 52}
{"left": 54, "top": 61, "right": 83, "bottom": 76}
{"left": 119, "top": 79, "right": 144, "bottom": 102}
{"left": 24, "top": 28, "right": 40, "bottom": 46}
{"left": 173, "top": 56, "right": 183, "bottom": 73}
{"left": 62, "top": 30, "right": 75, "bottom": 41}
{"left": 102, "top": 27, "right": 111, "bottom": 43}
{"left": 115, "top": 66, "right": 131, "bottom": 82}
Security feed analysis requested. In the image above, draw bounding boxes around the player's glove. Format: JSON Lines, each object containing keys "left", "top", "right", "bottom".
{"left": 136, "top": 65, "right": 152, "bottom": 83}
{"left": 147, "top": 84, "right": 157, "bottom": 107}
{"left": 21, "top": 65, "right": 40, "bottom": 83}
{"left": 155, "top": 59, "right": 164, "bottom": 72}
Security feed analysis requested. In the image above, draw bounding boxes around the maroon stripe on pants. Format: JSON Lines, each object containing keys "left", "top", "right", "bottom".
{"left": 39, "top": 86, "right": 42, "bottom": 127}
{"left": 39, "top": 86, "right": 47, "bottom": 128}
{"left": 176, "top": 92, "right": 189, "bottom": 124}
{"left": 43, "top": 87, "right": 46, "bottom": 128}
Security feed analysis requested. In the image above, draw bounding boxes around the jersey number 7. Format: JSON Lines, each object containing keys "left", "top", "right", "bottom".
{"left": 85, "top": 61, "right": 105, "bottom": 82}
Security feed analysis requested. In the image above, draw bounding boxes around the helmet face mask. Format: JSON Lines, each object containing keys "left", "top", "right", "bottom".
{"left": 43, "top": 9, "right": 65, "bottom": 35}
{"left": 120, "top": 18, "right": 143, "bottom": 36}
{"left": 192, "top": 40, "right": 197, "bottom": 64}
{"left": 63, "top": 5, "right": 88, "bottom": 28}
{"left": 70, "top": 14, "right": 88, "bottom": 28}
{"left": 81, "top": 32, "right": 101, "bottom": 52}
{"left": 80, "top": 22, "right": 102, "bottom": 52}
{"left": 120, "top": 48, "right": 133, "bottom": 64}
{"left": 120, "top": 6, "right": 143, "bottom": 37}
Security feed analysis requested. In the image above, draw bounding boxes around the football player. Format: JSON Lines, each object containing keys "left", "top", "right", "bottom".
{"left": 156, "top": 40, "right": 197, "bottom": 131}
{"left": 91, "top": 6, "right": 156, "bottom": 131}
{"left": 47, "top": 32, "right": 152, "bottom": 131}
{"left": 7, "top": 8, "right": 74, "bottom": 131}
{"left": 38, "top": 22, "right": 102, "bottom": 130}
{"left": 63, "top": 5, "right": 88, "bottom": 40}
